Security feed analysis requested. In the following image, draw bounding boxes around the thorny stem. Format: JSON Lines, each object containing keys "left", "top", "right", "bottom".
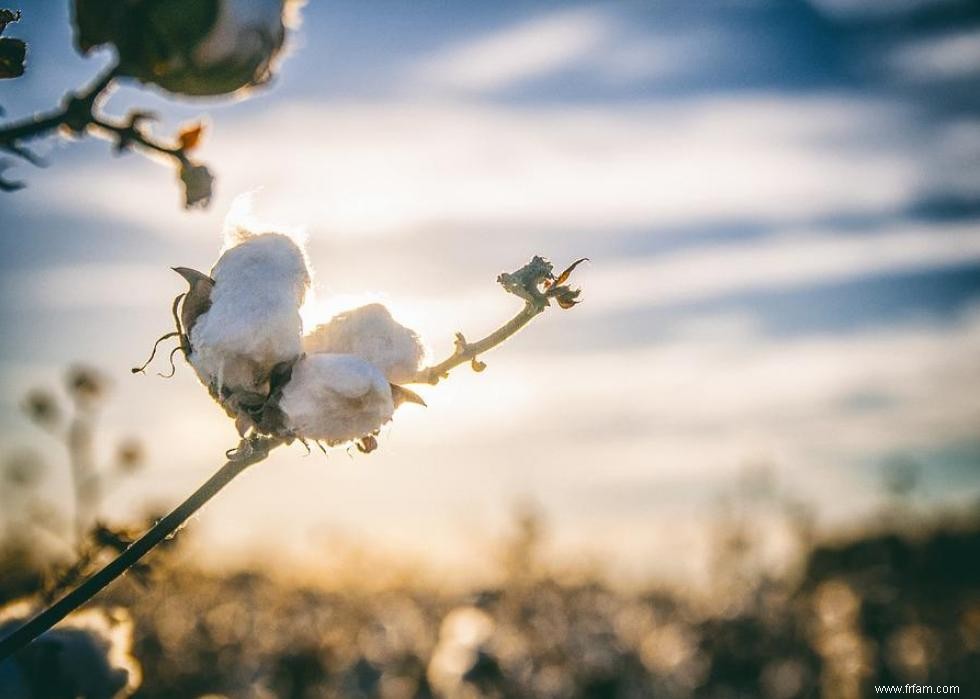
{"left": 0, "top": 434, "right": 284, "bottom": 661}
{"left": 0, "top": 63, "right": 117, "bottom": 143}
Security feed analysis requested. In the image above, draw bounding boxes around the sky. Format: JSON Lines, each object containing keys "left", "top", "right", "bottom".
{"left": 0, "top": 0, "right": 978, "bottom": 587}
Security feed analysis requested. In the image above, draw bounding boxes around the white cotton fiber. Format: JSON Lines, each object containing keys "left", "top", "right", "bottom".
{"left": 194, "top": 0, "right": 286, "bottom": 67}
{"left": 189, "top": 231, "right": 310, "bottom": 393}
{"left": 303, "top": 304, "right": 424, "bottom": 384}
{"left": 279, "top": 353, "right": 395, "bottom": 444}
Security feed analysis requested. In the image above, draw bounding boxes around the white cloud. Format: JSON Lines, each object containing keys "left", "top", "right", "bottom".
{"left": 40, "top": 95, "right": 921, "bottom": 240}
{"left": 581, "top": 222, "right": 980, "bottom": 316}
{"left": 412, "top": 7, "right": 613, "bottom": 93}
{"left": 0, "top": 263, "right": 177, "bottom": 310}
{"left": 888, "top": 28, "right": 980, "bottom": 81}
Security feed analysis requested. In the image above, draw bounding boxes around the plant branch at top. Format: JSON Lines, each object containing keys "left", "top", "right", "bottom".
{"left": 0, "top": 61, "right": 212, "bottom": 206}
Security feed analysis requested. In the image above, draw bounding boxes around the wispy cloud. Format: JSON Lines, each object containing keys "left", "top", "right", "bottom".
{"left": 581, "top": 222, "right": 980, "bottom": 316}
{"left": 37, "top": 95, "right": 921, "bottom": 239}
{"left": 887, "top": 28, "right": 980, "bottom": 81}
{"left": 411, "top": 7, "right": 613, "bottom": 93}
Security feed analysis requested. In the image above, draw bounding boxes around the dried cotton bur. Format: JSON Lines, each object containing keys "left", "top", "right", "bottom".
{"left": 135, "top": 216, "right": 587, "bottom": 458}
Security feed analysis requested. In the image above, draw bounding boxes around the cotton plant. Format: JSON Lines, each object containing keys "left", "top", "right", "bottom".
{"left": 0, "top": 211, "right": 587, "bottom": 660}
{"left": 0, "top": 1, "right": 303, "bottom": 205}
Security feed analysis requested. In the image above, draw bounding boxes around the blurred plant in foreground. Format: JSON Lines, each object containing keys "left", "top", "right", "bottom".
{"left": 0, "top": 1, "right": 303, "bottom": 205}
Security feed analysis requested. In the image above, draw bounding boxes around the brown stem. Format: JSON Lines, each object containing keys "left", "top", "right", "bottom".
{"left": 0, "top": 434, "right": 283, "bottom": 661}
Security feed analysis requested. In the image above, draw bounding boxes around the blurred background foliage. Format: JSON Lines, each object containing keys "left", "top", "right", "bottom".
{"left": 1, "top": 373, "right": 977, "bottom": 697}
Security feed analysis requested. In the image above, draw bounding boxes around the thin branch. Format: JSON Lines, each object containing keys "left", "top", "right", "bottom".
{"left": 412, "top": 303, "right": 545, "bottom": 385}
{"left": 410, "top": 256, "right": 586, "bottom": 385}
{"left": 0, "top": 62, "right": 212, "bottom": 206}
{"left": 0, "top": 62, "right": 118, "bottom": 145}
{"left": 89, "top": 113, "right": 190, "bottom": 166}
{"left": 0, "top": 434, "right": 284, "bottom": 661}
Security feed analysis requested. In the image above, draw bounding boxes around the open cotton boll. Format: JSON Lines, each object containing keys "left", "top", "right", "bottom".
{"left": 74, "top": 0, "right": 299, "bottom": 97}
{"left": 189, "top": 232, "right": 310, "bottom": 395}
{"left": 303, "top": 304, "right": 425, "bottom": 384}
{"left": 279, "top": 353, "right": 395, "bottom": 444}
{"left": 194, "top": 0, "right": 287, "bottom": 68}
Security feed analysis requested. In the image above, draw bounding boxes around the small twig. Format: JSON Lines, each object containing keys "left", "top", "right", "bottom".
{"left": 0, "top": 434, "right": 285, "bottom": 660}
{"left": 131, "top": 331, "right": 180, "bottom": 374}
{"left": 89, "top": 113, "right": 190, "bottom": 166}
{"left": 0, "top": 62, "right": 118, "bottom": 145}
{"left": 410, "top": 256, "right": 586, "bottom": 385}
{"left": 0, "top": 62, "right": 212, "bottom": 206}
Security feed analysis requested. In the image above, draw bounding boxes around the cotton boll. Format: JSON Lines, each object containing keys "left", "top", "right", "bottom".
{"left": 194, "top": 0, "right": 286, "bottom": 66}
{"left": 279, "top": 353, "right": 395, "bottom": 444}
{"left": 73, "top": 0, "right": 298, "bottom": 97}
{"left": 189, "top": 231, "right": 310, "bottom": 398}
{"left": 303, "top": 304, "right": 425, "bottom": 384}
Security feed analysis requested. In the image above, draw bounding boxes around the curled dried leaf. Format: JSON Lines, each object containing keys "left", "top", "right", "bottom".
{"left": 553, "top": 257, "right": 589, "bottom": 287}
{"left": 551, "top": 286, "right": 581, "bottom": 309}
{"left": 356, "top": 435, "right": 378, "bottom": 454}
{"left": 471, "top": 358, "right": 487, "bottom": 373}
{"left": 177, "top": 121, "right": 205, "bottom": 151}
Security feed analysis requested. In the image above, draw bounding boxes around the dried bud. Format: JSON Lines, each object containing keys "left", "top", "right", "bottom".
{"left": 356, "top": 434, "right": 378, "bottom": 454}
{"left": 23, "top": 389, "right": 61, "bottom": 427}
{"left": 74, "top": 0, "right": 295, "bottom": 97}
{"left": 3, "top": 450, "right": 44, "bottom": 488}
{"left": 179, "top": 161, "right": 214, "bottom": 208}
{"left": 550, "top": 285, "right": 581, "bottom": 309}
{"left": 66, "top": 364, "right": 109, "bottom": 404}
{"left": 116, "top": 439, "right": 145, "bottom": 473}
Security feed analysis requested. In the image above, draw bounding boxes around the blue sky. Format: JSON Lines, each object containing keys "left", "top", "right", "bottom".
{"left": 1, "top": 0, "right": 978, "bottom": 585}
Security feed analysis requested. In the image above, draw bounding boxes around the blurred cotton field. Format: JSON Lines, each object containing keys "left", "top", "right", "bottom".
{"left": 1, "top": 0, "right": 979, "bottom": 696}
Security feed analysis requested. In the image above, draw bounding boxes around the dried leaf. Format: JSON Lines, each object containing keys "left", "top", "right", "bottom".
{"left": 356, "top": 435, "right": 378, "bottom": 454}
{"left": 0, "top": 9, "right": 20, "bottom": 36}
{"left": 177, "top": 121, "right": 205, "bottom": 151}
{"left": 553, "top": 257, "right": 589, "bottom": 287}
{"left": 179, "top": 161, "right": 213, "bottom": 208}
{"left": 552, "top": 286, "right": 581, "bottom": 309}
{"left": 471, "top": 358, "right": 487, "bottom": 373}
